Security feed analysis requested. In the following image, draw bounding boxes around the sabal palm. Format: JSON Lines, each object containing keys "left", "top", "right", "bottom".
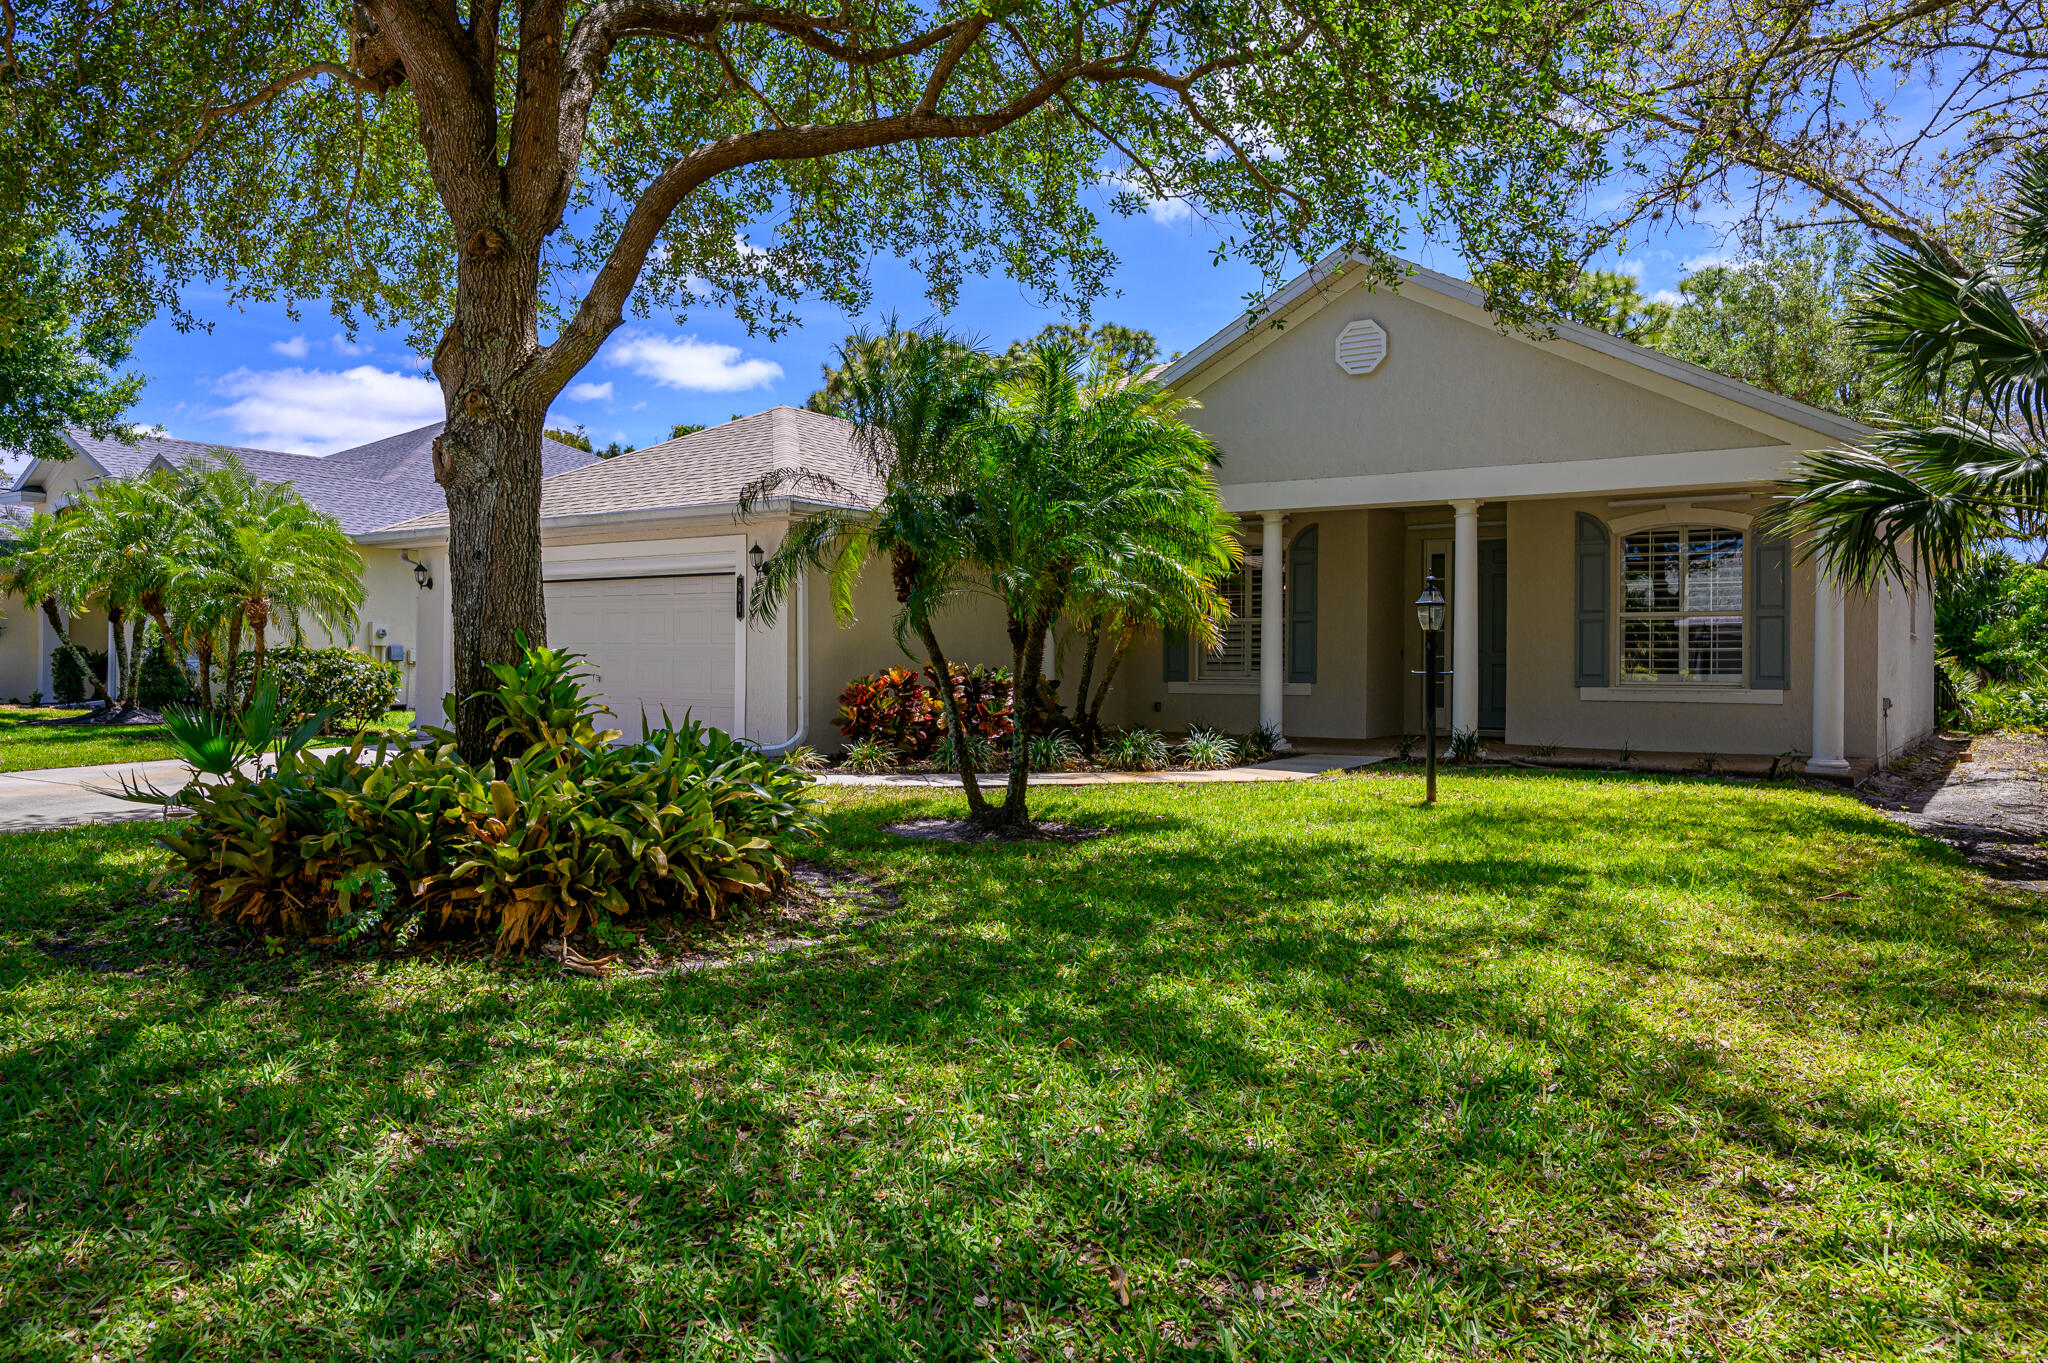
{"left": 172, "top": 454, "right": 363, "bottom": 693}
{"left": 747, "top": 326, "right": 997, "bottom": 813}
{"left": 970, "top": 339, "right": 1239, "bottom": 822}
{"left": 1769, "top": 149, "right": 2048, "bottom": 587}
{"left": 0, "top": 511, "right": 111, "bottom": 704}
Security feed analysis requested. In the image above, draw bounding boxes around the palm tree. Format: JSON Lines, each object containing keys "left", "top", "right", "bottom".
{"left": 969, "top": 339, "right": 1240, "bottom": 827}
{"left": 171, "top": 454, "right": 364, "bottom": 698}
{"left": 747, "top": 326, "right": 999, "bottom": 816}
{"left": 1767, "top": 149, "right": 2048, "bottom": 587}
{"left": 51, "top": 474, "right": 188, "bottom": 708}
{"left": 0, "top": 511, "right": 112, "bottom": 705}
{"left": 1066, "top": 544, "right": 1234, "bottom": 757}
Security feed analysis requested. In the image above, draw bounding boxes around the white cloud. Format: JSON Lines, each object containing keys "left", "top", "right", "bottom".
{"left": 210, "top": 365, "right": 445, "bottom": 454}
{"left": 1616, "top": 258, "right": 1648, "bottom": 279}
{"left": 1681, "top": 251, "right": 1738, "bottom": 273}
{"left": 1650, "top": 288, "right": 1685, "bottom": 307}
{"left": 271, "top": 335, "right": 310, "bottom": 358}
{"left": 1104, "top": 175, "right": 1193, "bottom": 226}
{"left": 565, "top": 380, "right": 614, "bottom": 403}
{"left": 330, "top": 333, "right": 373, "bottom": 357}
{"left": 602, "top": 331, "right": 782, "bottom": 392}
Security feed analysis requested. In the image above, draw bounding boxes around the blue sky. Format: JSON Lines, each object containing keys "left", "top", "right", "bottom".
{"left": 68, "top": 183, "right": 1733, "bottom": 464}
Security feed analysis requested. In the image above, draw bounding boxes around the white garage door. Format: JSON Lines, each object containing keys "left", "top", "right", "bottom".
{"left": 543, "top": 575, "right": 737, "bottom": 735}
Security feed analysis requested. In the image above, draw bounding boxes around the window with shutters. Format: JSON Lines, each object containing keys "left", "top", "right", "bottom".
{"left": 1197, "top": 559, "right": 1265, "bottom": 681}
{"left": 1618, "top": 525, "right": 1745, "bottom": 685}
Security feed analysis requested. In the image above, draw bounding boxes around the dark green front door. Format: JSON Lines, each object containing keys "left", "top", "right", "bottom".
{"left": 1479, "top": 538, "right": 1508, "bottom": 731}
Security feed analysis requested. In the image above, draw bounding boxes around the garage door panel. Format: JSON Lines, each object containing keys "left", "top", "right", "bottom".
{"left": 543, "top": 576, "right": 736, "bottom": 734}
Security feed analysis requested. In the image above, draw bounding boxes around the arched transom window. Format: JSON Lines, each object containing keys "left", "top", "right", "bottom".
{"left": 1619, "top": 524, "right": 1745, "bottom": 684}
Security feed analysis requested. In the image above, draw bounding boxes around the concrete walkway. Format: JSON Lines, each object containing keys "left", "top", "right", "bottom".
{"left": 815, "top": 751, "right": 1384, "bottom": 789}
{"left": 0, "top": 749, "right": 1387, "bottom": 832}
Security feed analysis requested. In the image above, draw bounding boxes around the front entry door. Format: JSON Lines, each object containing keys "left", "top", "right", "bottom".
{"left": 1478, "top": 538, "right": 1508, "bottom": 731}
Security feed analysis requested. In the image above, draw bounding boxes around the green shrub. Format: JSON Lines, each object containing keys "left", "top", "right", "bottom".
{"left": 1028, "top": 730, "right": 1083, "bottom": 772}
{"left": 1178, "top": 727, "right": 1238, "bottom": 770}
{"left": 839, "top": 739, "right": 895, "bottom": 774}
{"left": 1448, "top": 727, "right": 1485, "bottom": 762}
{"left": 147, "top": 645, "right": 820, "bottom": 950}
{"left": 1104, "top": 728, "right": 1169, "bottom": 772}
{"left": 933, "top": 730, "right": 999, "bottom": 773}
{"left": 1957, "top": 675, "right": 2048, "bottom": 733}
{"left": 50, "top": 645, "right": 107, "bottom": 704}
{"left": 137, "top": 644, "right": 192, "bottom": 710}
{"left": 1937, "top": 653, "right": 1980, "bottom": 727}
{"left": 257, "top": 647, "right": 403, "bottom": 728}
{"left": 1235, "top": 723, "right": 1280, "bottom": 764}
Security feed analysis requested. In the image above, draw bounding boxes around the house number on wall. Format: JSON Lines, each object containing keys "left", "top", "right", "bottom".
{"left": 1334, "top": 318, "right": 1389, "bottom": 376}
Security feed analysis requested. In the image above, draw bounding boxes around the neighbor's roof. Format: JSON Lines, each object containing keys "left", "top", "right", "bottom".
{"left": 28, "top": 424, "right": 599, "bottom": 536}
{"left": 1159, "top": 253, "right": 1872, "bottom": 447}
{"left": 366, "top": 406, "right": 878, "bottom": 539}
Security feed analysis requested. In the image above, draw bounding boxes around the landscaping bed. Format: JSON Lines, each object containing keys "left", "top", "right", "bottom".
{"left": 6, "top": 771, "right": 2046, "bottom": 1358}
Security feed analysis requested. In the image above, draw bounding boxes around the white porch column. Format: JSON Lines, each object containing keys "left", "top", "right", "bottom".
{"left": 1450, "top": 498, "right": 1480, "bottom": 735}
{"left": 1259, "top": 510, "right": 1289, "bottom": 748}
{"left": 1808, "top": 569, "right": 1850, "bottom": 774}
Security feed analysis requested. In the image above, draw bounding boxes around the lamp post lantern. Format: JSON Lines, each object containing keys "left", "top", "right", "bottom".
{"left": 1415, "top": 575, "right": 1445, "bottom": 804}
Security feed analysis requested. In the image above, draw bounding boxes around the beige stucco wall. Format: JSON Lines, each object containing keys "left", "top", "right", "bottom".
{"left": 802, "top": 546, "right": 1016, "bottom": 751}
{"left": 1180, "top": 285, "right": 1781, "bottom": 487}
{"left": 1869, "top": 574, "right": 1938, "bottom": 762}
{"left": 1504, "top": 497, "right": 1817, "bottom": 757}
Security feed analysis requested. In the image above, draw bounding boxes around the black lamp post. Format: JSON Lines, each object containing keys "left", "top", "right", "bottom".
{"left": 1415, "top": 575, "right": 1445, "bottom": 804}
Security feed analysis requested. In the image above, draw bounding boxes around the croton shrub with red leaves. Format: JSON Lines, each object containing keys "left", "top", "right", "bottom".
{"left": 837, "top": 664, "right": 1016, "bottom": 757}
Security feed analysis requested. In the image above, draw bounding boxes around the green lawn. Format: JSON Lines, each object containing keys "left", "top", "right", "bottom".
{"left": 4, "top": 772, "right": 2046, "bottom": 1359}
{"left": 0, "top": 706, "right": 416, "bottom": 774}
{"left": 0, "top": 706, "right": 178, "bottom": 772}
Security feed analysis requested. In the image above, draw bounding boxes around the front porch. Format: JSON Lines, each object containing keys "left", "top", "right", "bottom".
{"left": 1116, "top": 492, "right": 1897, "bottom": 772}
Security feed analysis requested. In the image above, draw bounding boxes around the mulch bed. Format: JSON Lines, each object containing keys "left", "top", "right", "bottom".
{"left": 19, "top": 705, "right": 167, "bottom": 727}
{"left": 884, "top": 816, "right": 1109, "bottom": 843}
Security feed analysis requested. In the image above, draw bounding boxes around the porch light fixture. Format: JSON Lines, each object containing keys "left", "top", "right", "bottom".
{"left": 749, "top": 542, "right": 766, "bottom": 574}
{"left": 1415, "top": 575, "right": 1445, "bottom": 804}
{"left": 412, "top": 559, "right": 432, "bottom": 591}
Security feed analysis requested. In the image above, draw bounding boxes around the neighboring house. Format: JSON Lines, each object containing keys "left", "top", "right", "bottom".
{"left": 3, "top": 254, "right": 1936, "bottom": 769}
{"left": 0, "top": 425, "right": 597, "bottom": 705}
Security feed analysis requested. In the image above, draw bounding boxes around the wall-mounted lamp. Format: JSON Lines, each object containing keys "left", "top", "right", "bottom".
{"left": 413, "top": 559, "right": 433, "bottom": 591}
{"left": 749, "top": 543, "right": 765, "bottom": 574}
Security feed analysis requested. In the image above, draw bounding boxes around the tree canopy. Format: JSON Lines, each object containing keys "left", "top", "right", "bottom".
{"left": 0, "top": 241, "right": 141, "bottom": 465}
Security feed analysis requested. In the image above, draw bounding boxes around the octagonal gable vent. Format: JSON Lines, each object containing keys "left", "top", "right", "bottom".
{"left": 1334, "top": 318, "right": 1388, "bottom": 376}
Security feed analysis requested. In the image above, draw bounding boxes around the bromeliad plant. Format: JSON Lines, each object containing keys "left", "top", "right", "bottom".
{"left": 139, "top": 644, "right": 820, "bottom": 950}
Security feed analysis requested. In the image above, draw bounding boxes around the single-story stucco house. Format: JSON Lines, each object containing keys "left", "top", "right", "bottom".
{"left": 4, "top": 254, "right": 1934, "bottom": 771}
{"left": 0, "top": 424, "right": 599, "bottom": 710}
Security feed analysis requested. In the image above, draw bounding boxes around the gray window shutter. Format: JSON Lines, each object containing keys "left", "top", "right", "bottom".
{"left": 1574, "top": 513, "right": 1610, "bottom": 688}
{"left": 1163, "top": 628, "right": 1188, "bottom": 682}
{"left": 1288, "top": 524, "right": 1318, "bottom": 684}
{"left": 1751, "top": 532, "right": 1791, "bottom": 690}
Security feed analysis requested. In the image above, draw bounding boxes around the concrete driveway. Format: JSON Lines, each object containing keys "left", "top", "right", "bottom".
{"left": 0, "top": 756, "right": 195, "bottom": 833}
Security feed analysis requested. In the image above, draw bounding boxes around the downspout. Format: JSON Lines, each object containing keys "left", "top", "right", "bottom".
{"left": 755, "top": 574, "right": 809, "bottom": 755}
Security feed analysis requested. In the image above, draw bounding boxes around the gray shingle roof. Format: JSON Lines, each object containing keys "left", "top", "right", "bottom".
{"left": 41, "top": 424, "right": 600, "bottom": 535}
{"left": 374, "top": 406, "right": 878, "bottom": 534}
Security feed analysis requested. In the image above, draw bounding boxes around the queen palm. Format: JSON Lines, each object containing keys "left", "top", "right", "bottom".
{"left": 0, "top": 511, "right": 112, "bottom": 705}
{"left": 969, "top": 339, "right": 1240, "bottom": 827}
{"left": 171, "top": 454, "right": 364, "bottom": 696}
{"left": 747, "top": 326, "right": 999, "bottom": 817}
{"left": 1768, "top": 149, "right": 2048, "bottom": 586}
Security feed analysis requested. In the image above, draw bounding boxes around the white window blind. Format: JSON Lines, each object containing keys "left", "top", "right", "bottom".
{"left": 1619, "top": 526, "right": 1744, "bottom": 684}
{"left": 1198, "top": 562, "right": 1263, "bottom": 680}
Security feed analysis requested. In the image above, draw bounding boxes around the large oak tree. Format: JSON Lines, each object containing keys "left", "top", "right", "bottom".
{"left": 4, "top": 0, "right": 1620, "bottom": 755}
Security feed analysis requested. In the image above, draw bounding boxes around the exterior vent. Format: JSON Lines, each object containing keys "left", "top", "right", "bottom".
{"left": 1333, "top": 318, "right": 1388, "bottom": 376}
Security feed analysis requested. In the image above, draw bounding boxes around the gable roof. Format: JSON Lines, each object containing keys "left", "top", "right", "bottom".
{"left": 18, "top": 424, "right": 600, "bottom": 535}
{"left": 1161, "top": 253, "right": 1871, "bottom": 448}
{"left": 365, "top": 406, "right": 876, "bottom": 539}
